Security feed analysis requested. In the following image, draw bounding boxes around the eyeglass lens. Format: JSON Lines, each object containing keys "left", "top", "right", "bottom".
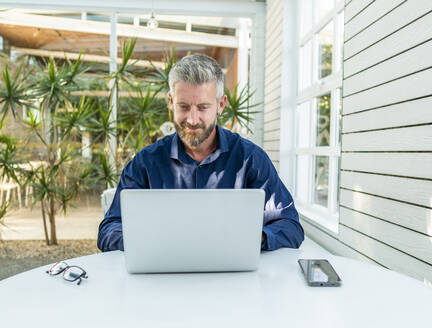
{"left": 63, "top": 267, "right": 85, "bottom": 282}
{"left": 48, "top": 261, "right": 68, "bottom": 275}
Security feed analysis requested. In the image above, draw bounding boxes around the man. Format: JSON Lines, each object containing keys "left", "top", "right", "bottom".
{"left": 97, "top": 53, "right": 304, "bottom": 252}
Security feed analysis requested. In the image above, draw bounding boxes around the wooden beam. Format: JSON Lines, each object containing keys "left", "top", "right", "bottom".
{"left": 12, "top": 46, "right": 165, "bottom": 68}
{"left": 71, "top": 90, "right": 166, "bottom": 98}
{"left": 8, "top": 9, "right": 245, "bottom": 29}
{"left": 0, "top": 12, "right": 238, "bottom": 48}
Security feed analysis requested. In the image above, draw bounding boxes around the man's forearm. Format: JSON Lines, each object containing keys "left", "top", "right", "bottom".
{"left": 97, "top": 219, "right": 124, "bottom": 252}
{"left": 262, "top": 219, "right": 304, "bottom": 251}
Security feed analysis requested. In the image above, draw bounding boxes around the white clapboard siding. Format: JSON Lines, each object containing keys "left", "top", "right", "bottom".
{"left": 265, "top": 57, "right": 282, "bottom": 77}
{"left": 343, "top": 39, "right": 432, "bottom": 96}
{"left": 342, "top": 96, "right": 432, "bottom": 132}
{"left": 265, "top": 86, "right": 282, "bottom": 105}
{"left": 264, "top": 118, "right": 280, "bottom": 131}
{"left": 264, "top": 0, "right": 283, "bottom": 165}
{"left": 344, "top": 7, "right": 432, "bottom": 76}
{"left": 266, "top": 25, "right": 283, "bottom": 49}
{"left": 263, "top": 140, "right": 280, "bottom": 151}
{"left": 266, "top": 14, "right": 283, "bottom": 39}
{"left": 300, "top": 217, "right": 377, "bottom": 264}
{"left": 339, "top": 225, "right": 432, "bottom": 282}
{"left": 265, "top": 89, "right": 281, "bottom": 108}
{"left": 263, "top": 129, "right": 280, "bottom": 141}
{"left": 344, "top": 0, "right": 404, "bottom": 42}
{"left": 341, "top": 153, "right": 432, "bottom": 179}
{"left": 340, "top": 171, "right": 432, "bottom": 208}
{"left": 344, "top": 0, "right": 432, "bottom": 60}
{"left": 265, "top": 63, "right": 282, "bottom": 85}
{"left": 265, "top": 44, "right": 282, "bottom": 66}
{"left": 265, "top": 107, "right": 281, "bottom": 123}
{"left": 343, "top": 68, "right": 432, "bottom": 114}
{"left": 265, "top": 74, "right": 282, "bottom": 96}
{"left": 265, "top": 96, "right": 281, "bottom": 112}
{"left": 265, "top": 98, "right": 281, "bottom": 113}
{"left": 266, "top": 150, "right": 280, "bottom": 163}
{"left": 342, "top": 125, "right": 432, "bottom": 152}
{"left": 340, "top": 189, "right": 432, "bottom": 236}
{"left": 344, "top": 0, "right": 374, "bottom": 23}
{"left": 340, "top": 207, "right": 432, "bottom": 264}
{"left": 266, "top": 0, "right": 282, "bottom": 25}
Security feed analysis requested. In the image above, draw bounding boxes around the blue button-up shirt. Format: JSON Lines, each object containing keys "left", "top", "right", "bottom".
{"left": 97, "top": 126, "right": 304, "bottom": 252}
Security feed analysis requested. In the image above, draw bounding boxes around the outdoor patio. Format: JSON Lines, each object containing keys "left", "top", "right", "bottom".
{"left": 0, "top": 195, "right": 101, "bottom": 279}
{"left": 0, "top": 0, "right": 431, "bottom": 292}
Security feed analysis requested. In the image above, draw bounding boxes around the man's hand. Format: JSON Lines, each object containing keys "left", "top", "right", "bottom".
{"left": 261, "top": 231, "right": 267, "bottom": 245}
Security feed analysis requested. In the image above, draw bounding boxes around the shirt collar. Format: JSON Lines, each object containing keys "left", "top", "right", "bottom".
{"left": 170, "top": 125, "right": 229, "bottom": 163}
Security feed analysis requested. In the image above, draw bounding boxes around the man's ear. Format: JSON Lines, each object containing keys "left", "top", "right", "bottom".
{"left": 218, "top": 94, "right": 227, "bottom": 116}
{"left": 168, "top": 92, "right": 174, "bottom": 111}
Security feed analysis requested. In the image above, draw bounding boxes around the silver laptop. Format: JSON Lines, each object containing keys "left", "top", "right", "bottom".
{"left": 120, "top": 189, "right": 265, "bottom": 273}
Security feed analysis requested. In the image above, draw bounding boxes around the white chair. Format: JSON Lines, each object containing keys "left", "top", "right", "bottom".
{"left": 101, "top": 188, "right": 116, "bottom": 216}
{"left": 0, "top": 173, "right": 22, "bottom": 207}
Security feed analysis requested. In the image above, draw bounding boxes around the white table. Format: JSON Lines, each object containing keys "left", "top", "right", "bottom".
{"left": 1, "top": 238, "right": 430, "bottom": 327}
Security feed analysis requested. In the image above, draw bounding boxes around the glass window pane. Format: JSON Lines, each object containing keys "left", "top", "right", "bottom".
{"left": 296, "top": 155, "right": 310, "bottom": 203}
{"left": 316, "top": 93, "right": 331, "bottom": 147}
{"left": 313, "top": 156, "right": 329, "bottom": 207}
{"left": 300, "top": 0, "right": 313, "bottom": 38}
{"left": 297, "top": 101, "right": 311, "bottom": 147}
{"left": 316, "top": 0, "right": 335, "bottom": 22}
{"left": 318, "top": 21, "right": 334, "bottom": 79}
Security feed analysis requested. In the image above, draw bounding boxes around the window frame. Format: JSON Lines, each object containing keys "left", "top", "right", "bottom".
{"left": 294, "top": 0, "right": 344, "bottom": 234}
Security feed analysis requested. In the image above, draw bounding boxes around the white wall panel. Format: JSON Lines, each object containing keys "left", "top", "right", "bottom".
{"left": 344, "top": 7, "right": 432, "bottom": 76}
{"left": 340, "top": 189, "right": 432, "bottom": 236}
{"left": 340, "top": 207, "right": 432, "bottom": 264}
{"left": 343, "top": 68, "right": 432, "bottom": 114}
{"left": 344, "top": 40, "right": 432, "bottom": 96}
{"left": 339, "top": 225, "right": 432, "bottom": 282}
{"left": 342, "top": 125, "right": 432, "bottom": 152}
{"left": 340, "top": 171, "right": 432, "bottom": 208}
{"left": 342, "top": 96, "right": 432, "bottom": 132}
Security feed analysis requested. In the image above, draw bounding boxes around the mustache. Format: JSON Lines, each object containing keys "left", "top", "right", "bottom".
{"left": 180, "top": 122, "right": 206, "bottom": 129}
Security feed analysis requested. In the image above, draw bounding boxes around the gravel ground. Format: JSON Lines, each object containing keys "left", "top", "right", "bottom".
{"left": 0, "top": 239, "right": 100, "bottom": 280}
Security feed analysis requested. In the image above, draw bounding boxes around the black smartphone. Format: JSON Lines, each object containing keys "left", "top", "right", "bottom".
{"left": 298, "top": 259, "right": 342, "bottom": 287}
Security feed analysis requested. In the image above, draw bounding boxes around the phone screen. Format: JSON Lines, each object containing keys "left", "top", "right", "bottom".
{"left": 298, "top": 259, "right": 342, "bottom": 287}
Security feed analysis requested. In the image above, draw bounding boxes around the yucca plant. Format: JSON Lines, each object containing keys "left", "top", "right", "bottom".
{"left": 0, "top": 53, "right": 98, "bottom": 245}
{"left": 0, "top": 117, "right": 15, "bottom": 238}
{"left": 218, "top": 84, "right": 261, "bottom": 133}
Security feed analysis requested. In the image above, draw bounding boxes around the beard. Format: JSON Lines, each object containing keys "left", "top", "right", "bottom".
{"left": 174, "top": 119, "right": 217, "bottom": 148}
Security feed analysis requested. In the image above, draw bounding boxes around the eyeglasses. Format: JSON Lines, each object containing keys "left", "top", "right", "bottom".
{"left": 46, "top": 261, "right": 88, "bottom": 285}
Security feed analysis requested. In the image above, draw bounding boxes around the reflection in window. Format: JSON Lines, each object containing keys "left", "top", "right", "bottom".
{"left": 318, "top": 21, "right": 333, "bottom": 79}
{"left": 314, "top": 156, "right": 328, "bottom": 207}
{"left": 297, "top": 101, "right": 311, "bottom": 148}
{"left": 316, "top": 93, "right": 331, "bottom": 147}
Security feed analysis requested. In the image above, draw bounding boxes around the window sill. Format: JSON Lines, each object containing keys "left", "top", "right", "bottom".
{"left": 294, "top": 200, "right": 339, "bottom": 236}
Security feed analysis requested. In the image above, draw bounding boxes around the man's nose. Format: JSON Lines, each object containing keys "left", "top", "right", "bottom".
{"left": 187, "top": 108, "right": 200, "bottom": 125}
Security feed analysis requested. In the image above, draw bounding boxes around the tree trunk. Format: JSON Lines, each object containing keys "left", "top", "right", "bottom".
{"left": 41, "top": 199, "right": 49, "bottom": 246}
{"left": 49, "top": 197, "right": 58, "bottom": 245}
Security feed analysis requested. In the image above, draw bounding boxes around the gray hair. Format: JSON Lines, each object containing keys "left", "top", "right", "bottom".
{"left": 168, "top": 53, "right": 224, "bottom": 99}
